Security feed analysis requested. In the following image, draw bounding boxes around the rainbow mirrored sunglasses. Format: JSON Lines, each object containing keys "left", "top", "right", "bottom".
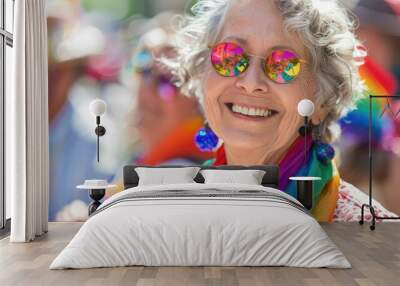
{"left": 132, "top": 49, "right": 177, "bottom": 101}
{"left": 209, "top": 42, "right": 307, "bottom": 84}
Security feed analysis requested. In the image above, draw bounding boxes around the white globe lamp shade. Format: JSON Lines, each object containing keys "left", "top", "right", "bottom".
{"left": 89, "top": 99, "right": 107, "bottom": 117}
{"left": 297, "top": 99, "right": 314, "bottom": 117}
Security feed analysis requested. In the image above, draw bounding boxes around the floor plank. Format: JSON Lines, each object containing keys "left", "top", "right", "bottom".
{"left": 0, "top": 222, "right": 399, "bottom": 286}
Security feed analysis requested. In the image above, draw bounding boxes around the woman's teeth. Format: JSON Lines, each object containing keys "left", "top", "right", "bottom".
{"left": 231, "top": 104, "right": 275, "bottom": 118}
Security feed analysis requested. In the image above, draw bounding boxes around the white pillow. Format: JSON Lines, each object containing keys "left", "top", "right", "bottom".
{"left": 200, "top": 169, "right": 266, "bottom": 185}
{"left": 135, "top": 167, "right": 201, "bottom": 186}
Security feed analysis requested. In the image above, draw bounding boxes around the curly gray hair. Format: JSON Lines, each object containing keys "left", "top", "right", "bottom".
{"left": 164, "top": 0, "right": 367, "bottom": 142}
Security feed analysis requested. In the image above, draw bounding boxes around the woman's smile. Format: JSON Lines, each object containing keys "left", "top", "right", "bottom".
{"left": 223, "top": 102, "right": 279, "bottom": 121}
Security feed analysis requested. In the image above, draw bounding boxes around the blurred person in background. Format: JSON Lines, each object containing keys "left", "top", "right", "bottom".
{"left": 108, "top": 13, "right": 214, "bottom": 196}
{"left": 47, "top": 0, "right": 138, "bottom": 221}
{"left": 132, "top": 17, "right": 214, "bottom": 166}
{"left": 338, "top": 0, "right": 400, "bottom": 214}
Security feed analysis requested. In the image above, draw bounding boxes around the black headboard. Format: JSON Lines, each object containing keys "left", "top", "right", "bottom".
{"left": 123, "top": 165, "right": 279, "bottom": 190}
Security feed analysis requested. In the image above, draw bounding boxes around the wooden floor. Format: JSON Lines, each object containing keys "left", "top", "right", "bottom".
{"left": 0, "top": 222, "right": 399, "bottom": 286}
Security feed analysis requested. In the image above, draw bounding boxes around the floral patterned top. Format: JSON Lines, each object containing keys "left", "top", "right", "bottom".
{"left": 333, "top": 180, "right": 398, "bottom": 222}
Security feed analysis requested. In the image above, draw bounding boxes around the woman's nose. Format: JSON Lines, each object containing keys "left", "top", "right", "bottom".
{"left": 235, "top": 59, "right": 270, "bottom": 95}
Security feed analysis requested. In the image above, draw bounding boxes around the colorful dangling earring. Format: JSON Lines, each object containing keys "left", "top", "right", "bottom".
{"left": 315, "top": 124, "right": 335, "bottom": 164}
{"left": 195, "top": 122, "right": 219, "bottom": 151}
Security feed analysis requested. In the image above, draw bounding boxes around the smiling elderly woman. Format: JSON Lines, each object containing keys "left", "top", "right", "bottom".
{"left": 165, "top": 0, "right": 397, "bottom": 222}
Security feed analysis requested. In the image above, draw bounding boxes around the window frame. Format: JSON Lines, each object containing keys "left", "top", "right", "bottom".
{"left": 0, "top": 0, "right": 14, "bottom": 234}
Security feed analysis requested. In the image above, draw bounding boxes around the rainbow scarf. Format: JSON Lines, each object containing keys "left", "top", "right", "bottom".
{"left": 280, "top": 137, "right": 339, "bottom": 222}
{"left": 204, "top": 137, "right": 340, "bottom": 222}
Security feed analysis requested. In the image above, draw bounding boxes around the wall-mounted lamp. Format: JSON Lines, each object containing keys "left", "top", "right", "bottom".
{"left": 291, "top": 99, "right": 320, "bottom": 211}
{"left": 89, "top": 99, "right": 107, "bottom": 163}
{"left": 297, "top": 99, "right": 314, "bottom": 162}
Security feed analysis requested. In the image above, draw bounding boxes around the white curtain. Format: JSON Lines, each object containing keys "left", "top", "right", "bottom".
{"left": 7, "top": 0, "right": 49, "bottom": 242}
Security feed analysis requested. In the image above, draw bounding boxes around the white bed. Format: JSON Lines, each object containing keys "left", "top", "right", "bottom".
{"left": 50, "top": 182, "right": 351, "bottom": 269}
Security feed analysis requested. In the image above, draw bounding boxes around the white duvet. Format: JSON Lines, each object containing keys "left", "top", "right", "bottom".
{"left": 50, "top": 183, "right": 351, "bottom": 269}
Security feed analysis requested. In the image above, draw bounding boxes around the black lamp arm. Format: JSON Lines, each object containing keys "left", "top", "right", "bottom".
{"left": 94, "top": 116, "right": 106, "bottom": 162}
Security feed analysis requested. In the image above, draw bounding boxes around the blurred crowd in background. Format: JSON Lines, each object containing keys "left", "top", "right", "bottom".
{"left": 47, "top": 0, "right": 400, "bottom": 221}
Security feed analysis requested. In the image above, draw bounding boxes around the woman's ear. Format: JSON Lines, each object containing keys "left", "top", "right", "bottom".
{"left": 311, "top": 102, "right": 329, "bottom": 125}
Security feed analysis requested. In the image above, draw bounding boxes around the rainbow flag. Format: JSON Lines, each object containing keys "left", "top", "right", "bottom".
{"left": 339, "top": 56, "right": 398, "bottom": 145}
{"left": 359, "top": 56, "right": 397, "bottom": 97}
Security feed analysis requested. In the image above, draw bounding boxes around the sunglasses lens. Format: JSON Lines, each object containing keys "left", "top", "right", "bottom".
{"left": 133, "top": 49, "right": 153, "bottom": 73}
{"left": 210, "top": 42, "right": 249, "bottom": 77}
{"left": 265, "top": 50, "right": 301, "bottom": 83}
{"left": 158, "top": 81, "right": 176, "bottom": 101}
